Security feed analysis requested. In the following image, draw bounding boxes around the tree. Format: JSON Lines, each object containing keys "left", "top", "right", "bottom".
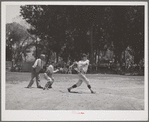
{"left": 20, "top": 6, "right": 68, "bottom": 61}
{"left": 125, "top": 6, "right": 144, "bottom": 64}
{"left": 20, "top": 5, "right": 144, "bottom": 68}
{"left": 6, "top": 22, "right": 33, "bottom": 64}
{"left": 111, "top": 6, "right": 144, "bottom": 66}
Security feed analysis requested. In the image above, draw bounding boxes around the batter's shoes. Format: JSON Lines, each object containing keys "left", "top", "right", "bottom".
{"left": 48, "top": 85, "right": 52, "bottom": 88}
{"left": 43, "top": 87, "right": 48, "bottom": 90}
{"left": 37, "top": 86, "right": 43, "bottom": 89}
{"left": 67, "top": 88, "right": 71, "bottom": 92}
{"left": 91, "top": 90, "right": 96, "bottom": 94}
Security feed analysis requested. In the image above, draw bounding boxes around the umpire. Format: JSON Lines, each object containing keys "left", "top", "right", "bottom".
{"left": 27, "top": 54, "right": 46, "bottom": 88}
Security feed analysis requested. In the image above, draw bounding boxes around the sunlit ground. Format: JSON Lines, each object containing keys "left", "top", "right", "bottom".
{"left": 5, "top": 72, "right": 144, "bottom": 110}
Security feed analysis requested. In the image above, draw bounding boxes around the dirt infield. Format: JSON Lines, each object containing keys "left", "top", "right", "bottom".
{"left": 6, "top": 72, "right": 144, "bottom": 110}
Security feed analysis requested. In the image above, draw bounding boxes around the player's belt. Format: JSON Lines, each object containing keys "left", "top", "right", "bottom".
{"left": 79, "top": 70, "right": 86, "bottom": 74}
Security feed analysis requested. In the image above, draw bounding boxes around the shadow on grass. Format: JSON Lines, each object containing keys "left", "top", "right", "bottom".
{"left": 24, "top": 87, "right": 43, "bottom": 89}
{"left": 69, "top": 91, "right": 81, "bottom": 94}
{"left": 59, "top": 90, "right": 95, "bottom": 94}
{"left": 59, "top": 90, "right": 81, "bottom": 94}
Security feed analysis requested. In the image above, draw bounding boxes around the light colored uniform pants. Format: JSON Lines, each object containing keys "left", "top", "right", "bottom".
{"left": 27, "top": 68, "right": 41, "bottom": 87}
{"left": 44, "top": 73, "right": 54, "bottom": 89}
{"left": 76, "top": 73, "right": 90, "bottom": 87}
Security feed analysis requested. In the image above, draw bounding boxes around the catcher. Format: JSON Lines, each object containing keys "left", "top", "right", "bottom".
{"left": 43, "top": 61, "right": 59, "bottom": 90}
{"left": 67, "top": 53, "right": 96, "bottom": 94}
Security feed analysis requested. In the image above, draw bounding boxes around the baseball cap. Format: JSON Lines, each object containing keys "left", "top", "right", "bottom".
{"left": 82, "top": 53, "right": 88, "bottom": 57}
{"left": 40, "top": 54, "right": 45, "bottom": 58}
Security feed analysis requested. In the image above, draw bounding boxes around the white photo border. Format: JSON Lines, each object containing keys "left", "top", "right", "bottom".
{"left": 1, "top": 1, "right": 148, "bottom": 121}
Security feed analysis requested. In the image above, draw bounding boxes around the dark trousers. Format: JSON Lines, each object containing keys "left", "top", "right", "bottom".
{"left": 27, "top": 69, "right": 41, "bottom": 87}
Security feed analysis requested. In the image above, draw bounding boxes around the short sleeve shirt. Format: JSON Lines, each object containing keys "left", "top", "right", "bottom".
{"left": 77, "top": 60, "right": 89, "bottom": 73}
{"left": 46, "top": 65, "right": 54, "bottom": 77}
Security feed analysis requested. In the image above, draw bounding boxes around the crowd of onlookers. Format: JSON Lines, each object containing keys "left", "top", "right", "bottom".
{"left": 8, "top": 58, "right": 144, "bottom": 76}
{"left": 49, "top": 58, "right": 144, "bottom": 75}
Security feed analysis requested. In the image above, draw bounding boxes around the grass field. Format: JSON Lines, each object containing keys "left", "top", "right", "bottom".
{"left": 5, "top": 72, "right": 144, "bottom": 110}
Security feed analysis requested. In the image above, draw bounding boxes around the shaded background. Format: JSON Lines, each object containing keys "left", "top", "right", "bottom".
{"left": 6, "top": 5, "right": 144, "bottom": 75}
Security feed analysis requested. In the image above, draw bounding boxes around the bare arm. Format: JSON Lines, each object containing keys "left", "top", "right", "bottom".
{"left": 69, "top": 61, "right": 78, "bottom": 68}
{"left": 32, "top": 59, "right": 39, "bottom": 68}
{"left": 53, "top": 69, "right": 59, "bottom": 73}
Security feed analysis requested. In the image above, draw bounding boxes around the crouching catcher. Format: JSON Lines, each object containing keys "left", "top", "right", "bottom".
{"left": 43, "top": 61, "right": 59, "bottom": 90}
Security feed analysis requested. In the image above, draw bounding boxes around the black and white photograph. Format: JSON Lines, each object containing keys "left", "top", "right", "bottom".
{"left": 1, "top": 1, "right": 148, "bottom": 121}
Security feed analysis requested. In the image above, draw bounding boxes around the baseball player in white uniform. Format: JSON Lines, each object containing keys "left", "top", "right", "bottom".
{"left": 43, "top": 61, "right": 59, "bottom": 90}
{"left": 67, "top": 54, "right": 95, "bottom": 94}
{"left": 27, "top": 54, "right": 46, "bottom": 88}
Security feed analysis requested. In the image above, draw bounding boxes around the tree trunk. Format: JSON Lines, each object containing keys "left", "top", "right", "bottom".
{"left": 36, "top": 44, "right": 38, "bottom": 59}
{"left": 115, "top": 50, "right": 123, "bottom": 73}
{"left": 95, "top": 49, "right": 98, "bottom": 71}
{"left": 90, "top": 23, "right": 94, "bottom": 64}
{"left": 25, "top": 56, "right": 26, "bottom": 62}
{"left": 96, "top": 49, "right": 98, "bottom": 63}
{"left": 124, "top": 50, "right": 126, "bottom": 70}
{"left": 98, "top": 50, "right": 100, "bottom": 66}
{"left": 56, "top": 52, "right": 59, "bottom": 63}
{"left": 46, "top": 54, "right": 50, "bottom": 64}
